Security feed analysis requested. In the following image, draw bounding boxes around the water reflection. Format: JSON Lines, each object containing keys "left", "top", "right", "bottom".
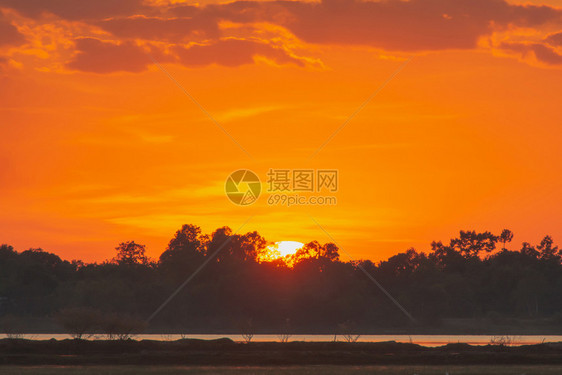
{"left": 1, "top": 334, "right": 560, "bottom": 346}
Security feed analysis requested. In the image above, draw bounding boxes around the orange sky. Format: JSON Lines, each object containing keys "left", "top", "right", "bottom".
{"left": 1, "top": 0, "right": 561, "bottom": 263}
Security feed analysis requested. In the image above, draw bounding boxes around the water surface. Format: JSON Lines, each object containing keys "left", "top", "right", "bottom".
{"left": 3, "top": 334, "right": 561, "bottom": 346}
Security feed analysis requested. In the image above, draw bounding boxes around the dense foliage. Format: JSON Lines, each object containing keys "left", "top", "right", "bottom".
{"left": 1, "top": 226, "right": 561, "bottom": 333}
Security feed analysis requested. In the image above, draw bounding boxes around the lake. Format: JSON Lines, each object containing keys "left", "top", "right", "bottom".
{"left": 2, "top": 334, "right": 561, "bottom": 346}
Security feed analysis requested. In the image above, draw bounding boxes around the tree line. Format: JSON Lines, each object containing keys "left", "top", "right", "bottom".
{"left": 1, "top": 225, "right": 561, "bottom": 334}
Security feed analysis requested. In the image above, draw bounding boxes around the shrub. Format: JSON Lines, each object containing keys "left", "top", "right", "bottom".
{"left": 0, "top": 315, "right": 25, "bottom": 339}
{"left": 277, "top": 318, "right": 292, "bottom": 343}
{"left": 489, "top": 335, "right": 517, "bottom": 346}
{"left": 240, "top": 318, "right": 254, "bottom": 343}
{"left": 101, "top": 313, "right": 146, "bottom": 340}
{"left": 55, "top": 307, "right": 101, "bottom": 340}
{"left": 337, "top": 321, "right": 360, "bottom": 343}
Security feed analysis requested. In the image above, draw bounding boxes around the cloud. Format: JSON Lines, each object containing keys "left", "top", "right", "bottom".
{"left": 531, "top": 43, "right": 562, "bottom": 65}
{"left": 545, "top": 31, "right": 562, "bottom": 46}
{"left": 79, "top": 0, "right": 562, "bottom": 53}
{"left": 0, "top": 12, "right": 25, "bottom": 47}
{"left": 174, "top": 38, "right": 306, "bottom": 67}
{"left": 65, "top": 36, "right": 305, "bottom": 73}
{"left": 501, "top": 41, "right": 562, "bottom": 65}
{"left": 98, "top": 16, "right": 220, "bottom": 41}
{"left": 0, "top": 0, "right": 148, "bottom": 20}
{"left": 66, "top": 38, "right": 154, "bottom": 73}
{"left": 2, "top": 0, "right": 562, "bottom": 53}
{"left": 284, "top": 0, "right": 562, "bottom": 51}
{"left": 4, "top": 0, "right": 562, "bottom": 71}
{"left": 166, "top": 0, "right": 562, "bottom": 51}
{"left": 0, "top": 56, "right": 7, "bottom": 72}
{"left": 96, "top": 2, "right": 274, "bottom": 42}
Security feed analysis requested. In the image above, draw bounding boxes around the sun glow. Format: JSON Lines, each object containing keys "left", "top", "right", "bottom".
{"left": 275, "top": 241, "right": 304, "bottom": 257}
{"left": 259, "top": 241, "right": 304, "bottom": 262}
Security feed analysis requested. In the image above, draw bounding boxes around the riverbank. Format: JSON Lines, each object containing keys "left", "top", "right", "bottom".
{"left": 1, "top": 338, "right": 562, "bottom": 366}
{"left": 6, "top": 316, "right": 562, "bottom": 336}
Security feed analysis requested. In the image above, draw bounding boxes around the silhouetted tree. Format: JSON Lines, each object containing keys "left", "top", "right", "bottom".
{"left": 240, "top": 318, "right": 254, "bottom": 343}
{"left": 0, "top": 315, "right": 24, "bottom": 339}
{"left": 337, "top": 320, "right": 360, "bottom": 343}
{"left": 232, "top": 231, "right": 268, "bottom": 262}
{"left": 537, "top": 235, "right": 559, "bottom": 261}
{"left": 288, "top": 241, "right": 340, "bottom": 265}
{"left": 101, "top": 312, "right": 146, "bottom": 340}
{"left": 521, "top": 242, "right": 539, "bottom": 259}
{"left": 320, "top": 243, "right": 340, "bottom": 262}
{"left": 113, "top": 241, "right": 148, "bottom": 266}
{"left": 159, "top": 225, "right": 206, "bottom": 277}
{"left": 208, "top": 226, "right": 233, "bottom": 263}
{"left": 450, "top": 230, "right": 498, "bottom": 257}
{"left": 2, "top": 226, "right": 562, "bottom": 334}
{"left": 499, "top": 229, "right": 514, "bottom": 251}
{"left": 56, "top": 307, "right": 101, "bottom": 339}
{"left": 277, "top": 318, "right": 292, "bottom": 343}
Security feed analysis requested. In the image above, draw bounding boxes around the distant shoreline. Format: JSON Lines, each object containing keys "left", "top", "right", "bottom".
{"left": 2, "top": 333, "right": 562, "bottom": 347}
{"left": 5, "top": 315, "right": 562, "bottom": 336}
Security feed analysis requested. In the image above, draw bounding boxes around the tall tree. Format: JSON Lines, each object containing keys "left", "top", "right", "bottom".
{"left": 450, "top": 230, "right": 498, "bottom": 257}
{"left": 520, "top": 242, "right": 539, "bottom": 259}
{"left": 159, "top": 224, "right": 205, "bottom": 268}
{"left": 537, "top": 235, "right": 559, "bottom": 261}
{"left": 114, "top": 241, "right": 148, "bottom": 266}
{"left": 499, "top": 229, "right": 514, "bottom": 251}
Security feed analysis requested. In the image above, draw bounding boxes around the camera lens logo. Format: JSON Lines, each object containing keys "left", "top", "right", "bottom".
{"left": 225, "top": 170, "right": 261, "bottom": 206}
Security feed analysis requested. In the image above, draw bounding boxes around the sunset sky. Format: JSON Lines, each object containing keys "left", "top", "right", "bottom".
{"left": 1, "top": 0, "right": 561, "bottom": 263}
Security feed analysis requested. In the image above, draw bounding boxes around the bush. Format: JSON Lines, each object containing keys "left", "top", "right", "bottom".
{"left": 240, "top": 318, "right": 254, "bottom": 343}
{"left": 55, "top": 307, "right": 101, "bottom": 340}
{"left": 489, "top": 335, "right": 517, "bottom": 346}
{"left": 277, "top": 318, "right": 292, "bottom": 343}
{"left": 0, "top": 315, "right": 25, "bottom": 339}
{"left": 101, "top": 313, "right": 146, "bottom": 340}
{"left": 337, "top": 321, "right": 360, "bottom": 343}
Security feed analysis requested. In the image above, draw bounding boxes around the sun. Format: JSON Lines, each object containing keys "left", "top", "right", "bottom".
{"left": 275, "top": 241, "right": 304, "bottom": 257}
{"left": 259, "top": 241, "right": 304, "bottom": 262}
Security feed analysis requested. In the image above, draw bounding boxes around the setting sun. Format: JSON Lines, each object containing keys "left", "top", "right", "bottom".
{"left": 275, "top": 241, "right": 304, "bottom": 257}
{"left": 262, "top": 241, "right": 305, "bottom": 260}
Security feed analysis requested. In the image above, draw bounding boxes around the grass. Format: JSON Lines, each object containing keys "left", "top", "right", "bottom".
{"left": 1, "top": 366, "right": 562, "bottom": 375}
